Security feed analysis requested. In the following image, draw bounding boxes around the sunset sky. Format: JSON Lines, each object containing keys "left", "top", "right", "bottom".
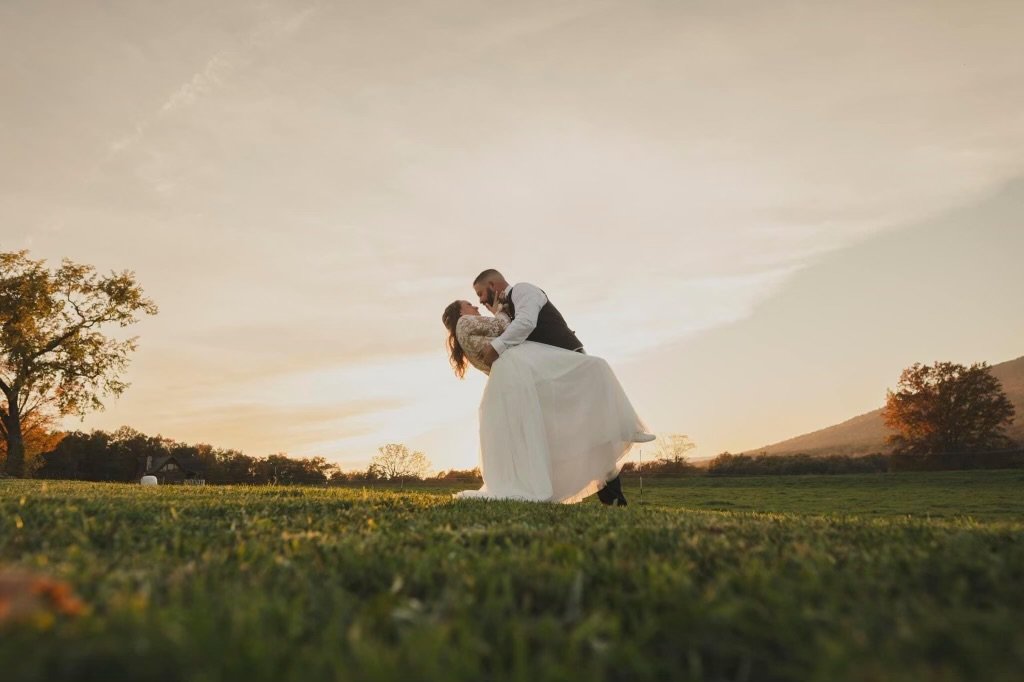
{"left": 3, "top": 1, "right": 1023, "bottom": 471}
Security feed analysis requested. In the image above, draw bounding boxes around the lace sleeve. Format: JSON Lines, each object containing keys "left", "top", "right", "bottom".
{"left": 457, "top": 314, "right": 509, "bottom": 340}
{"left": 456, "top": 315, "right": 510, "bottom": 375}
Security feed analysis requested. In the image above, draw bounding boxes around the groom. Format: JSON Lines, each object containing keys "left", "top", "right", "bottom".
{"left": 472, "top": 268, "right": 638, "bottom": 506}
{"left": 473, "top": 269, "right": 584, "bottom": 361}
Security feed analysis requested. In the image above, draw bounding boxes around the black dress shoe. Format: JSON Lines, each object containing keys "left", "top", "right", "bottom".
{"left": 597, "top": 475, "right": 628, "bottom": 506}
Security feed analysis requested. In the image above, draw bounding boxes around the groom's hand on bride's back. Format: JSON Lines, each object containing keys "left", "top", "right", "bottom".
{"left": 482, "top": 344, "right": 499, "bottom": 367}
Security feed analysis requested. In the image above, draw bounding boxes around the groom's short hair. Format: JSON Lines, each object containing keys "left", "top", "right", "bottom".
{"left": 473, "top": 269, "right": 504, "bottom": 285}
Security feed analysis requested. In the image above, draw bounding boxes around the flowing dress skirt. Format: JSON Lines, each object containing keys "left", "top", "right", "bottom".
{"left": 456, "top": 341, "right": 649, "bottom": 504}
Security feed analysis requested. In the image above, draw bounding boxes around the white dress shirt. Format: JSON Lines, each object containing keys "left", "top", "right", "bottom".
{"left": 490, "top": 282, "right": 547, "bottom": 356}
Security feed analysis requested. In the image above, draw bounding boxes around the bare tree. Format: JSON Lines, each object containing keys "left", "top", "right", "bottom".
{"left": 368, "top": 443, "right": 431, "bottom": 482}
{"left": 653, "top": 434, "right": 697, "bottom": 463}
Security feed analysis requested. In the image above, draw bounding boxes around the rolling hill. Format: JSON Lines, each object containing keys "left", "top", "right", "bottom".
{"left": 751, "top": 355, "right": 1024, "bottom": 456}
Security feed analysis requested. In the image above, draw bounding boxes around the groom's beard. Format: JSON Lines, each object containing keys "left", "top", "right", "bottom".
{"left": 486, "top": 288, "right": 496, "bottom": 306}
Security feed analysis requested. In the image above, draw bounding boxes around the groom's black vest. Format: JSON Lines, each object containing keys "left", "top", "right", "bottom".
{"left": 505, "top": 286, "right": 584, "bottom": 352}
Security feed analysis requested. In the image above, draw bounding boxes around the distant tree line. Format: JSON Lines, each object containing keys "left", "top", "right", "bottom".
{"left": 2, "top": 423, "right": 480, "bottom": 486}
{"left": 329, "top": 466, "right": 483, "bottom": 487}
{"left": 34, "top": 426, "right": 340, "bottom": 485}
{"left": 620, "top": 449, "right": 892, "bottom": 477}
{"left": 10, "top": 422, "right": 1023, "bottom": 486}
{"left": 625, "top": 450, "right": 1023, "bottom": 477}
{"left": 705, "top": 452, "right": 891, "bottom": 476}
{"left": 19, "top": 427, "right": 445, "bottom": 486}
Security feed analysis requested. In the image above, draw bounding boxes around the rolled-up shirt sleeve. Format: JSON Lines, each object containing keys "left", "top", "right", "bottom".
{"left": 490, "top": 282, "right": 547, "bottom": 356}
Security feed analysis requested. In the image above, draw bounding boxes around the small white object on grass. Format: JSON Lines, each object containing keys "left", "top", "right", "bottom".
{"left": 140, "top": 476, "right": 158, "bottom": 486}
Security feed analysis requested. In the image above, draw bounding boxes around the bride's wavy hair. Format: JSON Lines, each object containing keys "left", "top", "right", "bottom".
{"left": 442, "top": 300, "right": 468, "bottom": 379}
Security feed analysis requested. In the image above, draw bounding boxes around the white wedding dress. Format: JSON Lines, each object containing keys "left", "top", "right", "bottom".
{"left": 455, "top": 313, "right": 650, "bottom": 504}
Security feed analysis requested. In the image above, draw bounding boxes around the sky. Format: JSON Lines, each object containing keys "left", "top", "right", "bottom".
{"left": 2, "top": 0, "right": 1023, "bottom": 470}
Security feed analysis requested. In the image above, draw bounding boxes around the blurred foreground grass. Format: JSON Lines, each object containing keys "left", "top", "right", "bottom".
{"left": 1, "top": 473, "right": 1022, "bottom": 681}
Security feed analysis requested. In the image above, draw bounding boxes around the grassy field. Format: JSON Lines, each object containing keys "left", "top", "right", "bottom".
{"left": 375, "top": 469, "right": 1024, "bottom": 520}
{"left": 1, "top": 472, "right": 1023, "bottom": 681}
{"left": 615, "top": 469, "right": 1024, "bottom": 519}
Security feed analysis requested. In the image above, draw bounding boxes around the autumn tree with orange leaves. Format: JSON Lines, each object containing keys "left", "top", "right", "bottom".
{"left": 883, "top": 361, "right": 1016, "bottom": 456}
{"left": 0, "top": 408, "right": 64, "bottom": 476}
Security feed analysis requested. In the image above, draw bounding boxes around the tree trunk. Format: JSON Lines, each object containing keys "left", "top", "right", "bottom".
{"left": 3, "top": 403, "right": 26, "bottom": 477}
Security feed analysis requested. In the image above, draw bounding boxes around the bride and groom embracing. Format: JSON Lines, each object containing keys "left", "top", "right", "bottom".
{"left": 442, "top": 269, "right": 655, "bottom": 505}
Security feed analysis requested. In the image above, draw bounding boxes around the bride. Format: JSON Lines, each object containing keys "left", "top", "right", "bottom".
{"left": 441, "top": 298, "right": 653, "bottom": 505}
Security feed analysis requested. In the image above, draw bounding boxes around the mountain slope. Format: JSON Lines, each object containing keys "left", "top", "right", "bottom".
{"left": 753, "top": 355, "right": 1024, "bottom": 456}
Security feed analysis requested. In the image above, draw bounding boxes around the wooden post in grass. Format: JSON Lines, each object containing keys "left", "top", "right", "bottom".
{"left": 639, "top": 446, "right": 644, "bottom": 505}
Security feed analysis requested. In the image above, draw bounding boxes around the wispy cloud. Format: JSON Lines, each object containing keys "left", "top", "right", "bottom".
{"left": 104, "top": 3, "right": 320, "bottom": 161}
{"left": 159, "top": 4, "right": 319, "bottom": 117}
{"left": 159, "top": 51, "right": 238, "bottom": 115}
{"left": 576, "top": 267, "right": 804, "bottom": 362}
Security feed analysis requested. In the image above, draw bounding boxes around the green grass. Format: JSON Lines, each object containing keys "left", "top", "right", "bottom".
{"left": 1, "top": 472, "right": 1023, "bottom": 681}
{"left": 357, "top": 469, "right": 1024, "bottom": 520}
{"left": 616, "top": 469, "right": 1024, "bottom": 520}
